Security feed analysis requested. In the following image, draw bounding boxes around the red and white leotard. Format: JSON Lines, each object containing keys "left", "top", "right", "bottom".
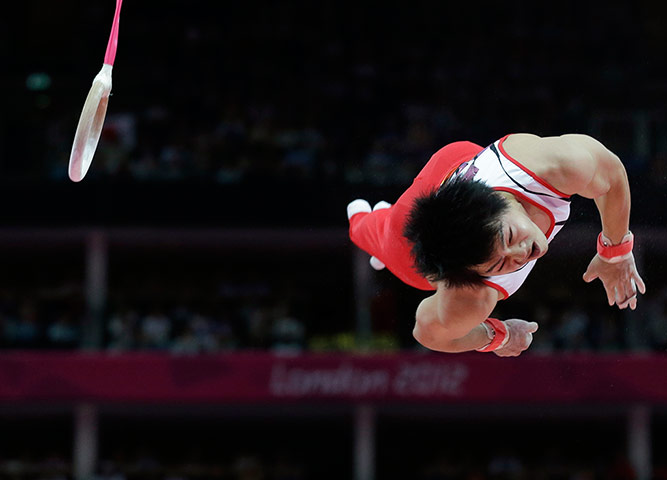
{"left": 348, "top": 135, "right": 571, "bottom": 299}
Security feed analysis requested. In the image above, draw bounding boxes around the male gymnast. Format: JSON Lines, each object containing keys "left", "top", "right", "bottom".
{"left": 347, "top": 134, "right": 646, "bottom": 356}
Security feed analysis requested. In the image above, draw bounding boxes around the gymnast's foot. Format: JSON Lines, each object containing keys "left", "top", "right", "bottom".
{"left": 347, "top": 199, "right": 372, "bottom": 219}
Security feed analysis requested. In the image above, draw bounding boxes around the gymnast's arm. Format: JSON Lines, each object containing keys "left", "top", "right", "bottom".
{"left": 506, "top": 133, "right": 631, "bottom": 240}
{"left": 413, "top": 282, "right": 539, "bottom": 356}
{"left": 412, "top": 283, "right": 499, "bottom": 353}
{"left": 506, "top": 133, "right": 646, "bottom": 309}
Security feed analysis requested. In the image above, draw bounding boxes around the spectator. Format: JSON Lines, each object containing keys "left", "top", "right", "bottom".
{"left": 46, "top": 314, "right": 80, "bottom": 349}
{"left": 270, "top": 303, "right": 306, "bottom": 353}
{"left": 139, "top": 309, "right": 172, "bottom": 350}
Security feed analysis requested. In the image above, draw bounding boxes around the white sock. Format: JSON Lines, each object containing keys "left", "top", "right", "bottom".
{"left": 369, "top": 256, "right": 386, "bottom": 270}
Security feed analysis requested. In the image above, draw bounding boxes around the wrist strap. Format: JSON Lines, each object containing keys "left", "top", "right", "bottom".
{"left": 597, "top": 231, "right": 633, "bottom": 263}
{"left": 476, "top": 318, "right": 509, "bottom": 352}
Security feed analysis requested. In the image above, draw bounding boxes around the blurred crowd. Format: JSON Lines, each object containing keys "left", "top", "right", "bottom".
{"left": 0, "top": 451, "right": 307, "bottom": 480}
{"left": 3, "top": 444, "right": 667, "bottom": 480}
{"left": 415, "top": 449, "right": 647, "bottom": 480}
{"left": 4, "top": 2, "right": 667, "bottom": 356}
{"left": 2, "top": 265, "right": 667, "bottom": 354}
{"left": 0, "top": 284, "right": 312, "bottom": 354}
{"left": 105, "top": 301, "right": 305, "bottom": 354}
{"left": 6, "top": 2, "right": 665, "bottom": 193}
{"left": 5, "top": 1, "right": 667, "bottom": 351}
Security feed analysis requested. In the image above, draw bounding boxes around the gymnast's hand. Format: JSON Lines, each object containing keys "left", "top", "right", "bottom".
{"left": 582, "top": 253, "right": 646, "bottom": 310}
{"left": 493, "top": 319, "right": 539, "bottom": 357}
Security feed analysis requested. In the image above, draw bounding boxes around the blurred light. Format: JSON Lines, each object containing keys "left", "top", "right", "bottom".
{"left": 26, "top": 72, "right": 52, "bottom": 91}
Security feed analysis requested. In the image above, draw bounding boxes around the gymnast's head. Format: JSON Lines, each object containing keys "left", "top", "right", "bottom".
{"left": 404, "top": 178, "right": 531, "bottom": 288}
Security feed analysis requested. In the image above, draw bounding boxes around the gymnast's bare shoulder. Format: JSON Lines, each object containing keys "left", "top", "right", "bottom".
{"left": 502, "top": 133, "right": 625, "bottom": 198}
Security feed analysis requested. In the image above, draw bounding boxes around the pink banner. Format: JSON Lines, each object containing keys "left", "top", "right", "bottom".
{"left": 0, "top": 352, "right": 666, "bottom": 404}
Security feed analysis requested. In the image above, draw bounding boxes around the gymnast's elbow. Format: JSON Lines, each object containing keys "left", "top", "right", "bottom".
{"left": 412, "top": 320, "right": 436, "bottom": 351}
{"left": 413, "top": 300, "right": 455, "bottom": 352}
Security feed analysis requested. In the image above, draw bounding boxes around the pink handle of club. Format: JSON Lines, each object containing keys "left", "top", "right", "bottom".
{"left": 104, "top": 0, "right": 123, "bottom": 66}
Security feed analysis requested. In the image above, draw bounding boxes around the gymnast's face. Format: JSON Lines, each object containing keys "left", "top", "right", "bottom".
{"left": 475, "top": 202, "right": 549, "bottom": 276}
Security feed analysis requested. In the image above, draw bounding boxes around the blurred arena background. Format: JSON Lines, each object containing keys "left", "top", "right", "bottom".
{"left": 3, "top": 1, "right": 667, "bottom": 479}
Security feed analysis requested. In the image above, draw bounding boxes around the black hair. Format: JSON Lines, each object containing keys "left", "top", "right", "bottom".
{"left": 403, "top": 178, "right": 509, "bottom": 288}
